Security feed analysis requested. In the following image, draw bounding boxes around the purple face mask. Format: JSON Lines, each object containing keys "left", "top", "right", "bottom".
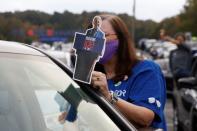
{"left": 99, "top": 40, "right": 119, "bottom": 64}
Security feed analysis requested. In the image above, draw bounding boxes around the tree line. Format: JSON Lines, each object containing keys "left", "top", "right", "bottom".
{"left": 153, "top": 0, "right": 197, "bottom": 38}
{"left": 0, "top": 0, "right": 196, "bottom": 44}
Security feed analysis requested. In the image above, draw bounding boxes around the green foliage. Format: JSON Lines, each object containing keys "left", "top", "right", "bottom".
{"left": 0, "top": 2, "right": 196, "bottom": 44}
{"left": 158, "top": 0, "right": 197, "bottom": 37}
{"left": 179, "top": 0, "right": 197, "bottom": 35}
{"left": 0, "top": 10, "right": 159, "bottom": 43}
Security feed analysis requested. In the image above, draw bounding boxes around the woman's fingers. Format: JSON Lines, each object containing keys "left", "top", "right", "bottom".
{"left": 92, "top": 80, "right": 103, "bottom": 88}
{"left": 92, "top": 71, "right": 104, "bottom": 77}
{"left": 91, "top": 76, "right": 100, "bottom": 81}
{"left": 91, "top": 72, "right": 110, "bottom": 97}
{"left": 92, "top": 71, "right": 106, "bottom": 81}
{"left": 58, "top": 112, "right": 67, "bottom": 122}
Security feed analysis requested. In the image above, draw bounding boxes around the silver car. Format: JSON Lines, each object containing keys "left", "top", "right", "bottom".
{"left": 0, "top": 40, "right": 136, "bottom": 131}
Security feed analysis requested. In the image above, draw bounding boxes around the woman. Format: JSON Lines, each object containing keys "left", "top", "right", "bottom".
{"left": 91, "top": 14, "right": 167, "bottom": 130}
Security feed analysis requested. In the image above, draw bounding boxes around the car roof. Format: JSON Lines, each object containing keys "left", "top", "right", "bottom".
{"left": 0, "top": 40, "right": 45, "bottom": 56}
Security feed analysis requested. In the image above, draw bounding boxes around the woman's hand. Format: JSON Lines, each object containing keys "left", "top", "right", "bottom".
{"left": 91, "top": 71, "right": 111, "bottom": 100}
{"left": 58, "top": 112, "right": 67, "bottom": 124}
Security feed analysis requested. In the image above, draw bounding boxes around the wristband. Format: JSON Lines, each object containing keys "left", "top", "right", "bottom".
{"left": 110, "top": 92, "right": 119, "bottom": 105}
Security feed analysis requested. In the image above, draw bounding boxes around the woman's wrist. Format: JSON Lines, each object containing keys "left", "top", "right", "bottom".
{"left": 104, "top": 92, "right": 119, "bottom": 105}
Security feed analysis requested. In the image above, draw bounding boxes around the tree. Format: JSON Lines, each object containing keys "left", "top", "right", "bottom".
{"left": 179, "top": 0, "right": 197, "bottom": 35}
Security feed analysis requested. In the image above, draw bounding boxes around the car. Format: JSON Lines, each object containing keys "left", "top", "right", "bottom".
{"left": 45, "top": 50, "right": 72, "bottom": 69}
{"left": 138, "top": 39, "right": 157, "bottom": 52}
{"left": 177, "top": 78, "right": 197, "bottom": 131}
{"left": 173, "top": 70, "right": 197, "bottom": 131}
{"left": 0, "top": 40, "right": 137, "bottom": 131}
{"left": 169, "top": 46, "right": 197, "bottom": 131}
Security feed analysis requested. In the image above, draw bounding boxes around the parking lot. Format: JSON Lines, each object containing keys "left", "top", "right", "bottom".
{"left": 165, "top": 99, "right": 174, "bottom": 131}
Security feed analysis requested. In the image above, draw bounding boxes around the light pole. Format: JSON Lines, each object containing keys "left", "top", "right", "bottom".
{"left": 132, "top": 0, "right": 136, "bottom": 42}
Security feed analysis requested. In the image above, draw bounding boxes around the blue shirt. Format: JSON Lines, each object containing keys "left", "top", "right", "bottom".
{"left": 108, "top": 60, "right": 167, "bottom": 130}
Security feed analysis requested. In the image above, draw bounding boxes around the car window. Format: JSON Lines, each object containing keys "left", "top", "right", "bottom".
{"left": 0, "top": 53, "right": 120, "bottom": 131}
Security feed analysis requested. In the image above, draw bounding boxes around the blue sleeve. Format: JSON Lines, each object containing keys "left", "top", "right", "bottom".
{"left": 129, "top": 68, "right": 166, "bottom": 122}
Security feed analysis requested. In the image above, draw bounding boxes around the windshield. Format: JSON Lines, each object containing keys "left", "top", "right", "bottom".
{"left": 0, "top": 53, "right": 120, "bottom": 131}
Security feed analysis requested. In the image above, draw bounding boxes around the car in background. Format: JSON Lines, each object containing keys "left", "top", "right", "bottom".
{"left": 169, "top": 47, "right": 197, "bottom": 131}
{"left": 45, "top": 50, "right": 72, "bottom": 69}
{"left": 0, "top": 40, "right": 136, "bottom": 131}
{"left": 138, "top": 39, "right": 157, "bottom": 52}
{"left": 173, "top": 68, "right": 197, "bottom": 131}
{"left": 31, "top": 41, "right": 74, "bottom": 69}
{"left": 175, "top": 78, "right": 197, "bottom": 131}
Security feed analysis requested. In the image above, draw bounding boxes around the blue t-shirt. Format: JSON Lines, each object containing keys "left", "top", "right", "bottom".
{"left": 108, "top": 60, "right": 167, "bottom": 130}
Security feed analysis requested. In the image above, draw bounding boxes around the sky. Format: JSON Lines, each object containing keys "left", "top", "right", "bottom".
{"left": 0, "top": 0, "right": 187, "bottom": 22}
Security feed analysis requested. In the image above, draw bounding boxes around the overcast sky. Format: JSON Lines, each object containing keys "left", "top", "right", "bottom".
{"left": 0, "top": 0, "right": 186, "bottom": 22}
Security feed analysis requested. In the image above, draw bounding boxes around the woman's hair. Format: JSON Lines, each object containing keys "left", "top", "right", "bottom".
{"left": 99, "top": 14, "right": 139, "bottom": 82}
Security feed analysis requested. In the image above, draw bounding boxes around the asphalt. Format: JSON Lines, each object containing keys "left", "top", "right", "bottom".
{"left": 164, "top": 99, "right": 174, "bottom": 131}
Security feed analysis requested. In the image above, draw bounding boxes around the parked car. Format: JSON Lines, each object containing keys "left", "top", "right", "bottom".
{"left": 45, "top": 50, "right": 72, "bottom": 69}
{"left": 138, "top": 39, "right": 157, "bottom": 52}
{"left": 169, "top": 47, "right": 197, "bottom": 131}
{"left": 0, "top": 40, "right": 136, "bottom": 131}
{"left": 176, "top": 78, "right": 197, "bottom": 131}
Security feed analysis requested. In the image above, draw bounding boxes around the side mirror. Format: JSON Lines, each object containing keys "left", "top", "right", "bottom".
{"left": 178, "top": 77, "right": 197, "bottom": 90}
